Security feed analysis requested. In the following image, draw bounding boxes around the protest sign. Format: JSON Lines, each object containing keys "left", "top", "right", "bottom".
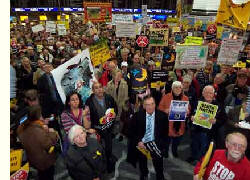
{"left": 51, "top": 49, "right": 95, "bottom": 104}
{"left": 46, "top": 21, "right": 56, "bottom": 33}
{"left": 150, "top": 70, "right": 168, "bottom": 88}
{"left": 130, "top": 67, "right": 148, "bottom": 94}
{"left": 57, "top": 20, "right": 69, "bottom": 30}
{"left": 216, "top": 0, "right": 250, "bottom": 30}
{"left": 142, "top": 5, "right": 147, "bottom": 17}
{"left": 10, "top": 163, "right": 29, "bottom": 180}
{"left": 175, "top": 45, "right": 208, "bottom": 69}
{"left": 116, "top": 22, "right": 137, "bottom": 38}
{"left": 83, "top": 2, "right": 112, "bottom": 23}
{"left": 169, "top": 100, "right": 189, "bottom": 121}
{"left": 137, "top": 146, "right": 152, "bottom": 160}
{"left": 97, "top": 108, "right": 116, "bottom": 130}
{"left": 193, "top": 101, "right": 218, "bottom": 129}
{"left": 10, "top": 149, "right": 23, "bottom": 172}
{"left": 112, "top": 14, "right": 133, "bottom": 24}
{"left": 184, "top": 36, "right": 203, "bottom": 45}
{"left": 217, "top": 38, "right": 244, "bottom": 65}
{"left": 32, "top": 24, "right": 44, "bottom": 33}
{"left": 172, "top": 26, "right": 180, "bottom": 33}
{"left": 57, "top": 24, "right": 66, "bottom": 36}
{"left": 149, "top": 28, "right": 169, "bottom": 46}
{"left": 89, "top": 39, "right": 111, "bottom": 67}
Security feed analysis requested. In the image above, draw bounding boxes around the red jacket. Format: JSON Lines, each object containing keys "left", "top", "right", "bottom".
{"left": 158, "top": 92, "right": 190, "bottom": 137}
{"left": 194, "top": 150, "right": 250, "bottom": 180}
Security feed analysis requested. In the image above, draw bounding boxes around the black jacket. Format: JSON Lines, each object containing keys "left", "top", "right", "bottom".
{"left": 65, "top": 138, "right": 106, "bottom": 180}
{"left": 127, "top": 109, "right": 168, "bottom": 167}
{"left": 85, "top": 93, "right": 117, "bottom": 130}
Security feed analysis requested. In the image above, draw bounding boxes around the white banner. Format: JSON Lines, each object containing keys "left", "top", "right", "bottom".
{"left": 51, "top": 49, "right": 96, "bottom": 104}
{"left": 46, "top": 21, "right": 56, "bottom": 33}
{"left": 217, "top": 38, "right": 244, "bottom": 65}
{"left": 175, "top": 45, "right": 208, "bottom": 69}
{"left": 116, "top": 22, "right": 137, "bottom": 38}
{"left": 57, "top": 24, "right": 66, "bottom": 36}
{"left": 32, "top": 24, "right": 44, "bottom": 33}
{"left": 112, "top": 14, "right": 133, "bottom": 24}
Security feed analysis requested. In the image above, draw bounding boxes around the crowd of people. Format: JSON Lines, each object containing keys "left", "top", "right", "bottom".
{"left": 10, "top": 16, "right": 250, "bottom": 180}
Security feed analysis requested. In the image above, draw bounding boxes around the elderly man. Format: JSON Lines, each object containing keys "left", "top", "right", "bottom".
{"left": 194, "top": 132, "right": 250, "bottom": 180}
{"left": 85, "top": 82, "right": 117, "bottom": 173}
{"left": 128, "top": 96, "right": 168, "bottom": 180}
{"left": 187, "top": 85, "right": 227, "bottom": 164}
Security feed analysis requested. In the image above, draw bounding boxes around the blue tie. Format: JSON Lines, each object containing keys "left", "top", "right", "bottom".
{"left": 143, "top": 115, "right": 153, "bottom": 143}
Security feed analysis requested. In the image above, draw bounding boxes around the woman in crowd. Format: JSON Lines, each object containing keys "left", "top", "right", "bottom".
{"left": 17, "top": 105, "right": 58, "bottom": 180}
{"left": 105, "top": 70, "right": 128, "bottom": 140}
{"left": 159, "top": 81, "right": 190, "bottom": 158}
{"left": 61, "top": 91, "right": 94, "bottom": 135}
{"left": 65, "top": 125, "right": 106, "bottom": 180}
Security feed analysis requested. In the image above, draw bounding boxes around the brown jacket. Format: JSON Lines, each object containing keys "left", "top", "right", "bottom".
{"left": 17, "top": 121, "right": 58, "bottom": 170}
{"left": 158, "top": 93, "right": 190, "bottom": 137}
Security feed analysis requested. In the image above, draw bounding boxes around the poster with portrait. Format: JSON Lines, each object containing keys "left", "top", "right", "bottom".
{"left": 169, "top": 100, "right": 189, "bottom": 121}
{"left": 51, "top": 49, "right": 95, "bottom": 104}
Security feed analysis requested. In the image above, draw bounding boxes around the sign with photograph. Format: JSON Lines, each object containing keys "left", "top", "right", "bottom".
{"left": 169, "top": 100, "right": 189, "bottom": 121}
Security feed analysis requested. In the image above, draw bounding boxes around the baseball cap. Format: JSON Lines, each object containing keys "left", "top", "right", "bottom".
{"left": 121, "top": 61, "right": 128, "bottom": 67}
{"left": 237, "top": 68, "right": 248, "bottom": 78}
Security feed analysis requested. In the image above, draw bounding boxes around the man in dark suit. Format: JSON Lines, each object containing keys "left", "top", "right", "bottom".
{"left": 128, "top": 95, "right": 168, "bottom": 180}
{"left": 37, "top": 62, "right": 64, "bottom": 118}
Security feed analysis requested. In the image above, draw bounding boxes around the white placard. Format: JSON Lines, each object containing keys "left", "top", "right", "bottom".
{"left": 46, "top": 21, "right": 56, "bottom": 33}
{"left": 217, "top": 38, "right": 244, "bottom": 65}
{"left": 51, "top": 49, "right": 95, "bottom": 104}
{"left": 57, "top": 24, "right": 66, "bottom": 36}
{"left": 32, "top": 24, "right": 44, "bottom": 33}
{"left": 116, "top": 22, "right": 137, "bottom": 38}
{"left": 112, "top": 14, "right": 133, "bottom": 25}
{"left": 175, "top": 45, "right": 208, "bottom": 69}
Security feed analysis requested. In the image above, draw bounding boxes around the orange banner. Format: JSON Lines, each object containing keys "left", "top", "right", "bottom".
{"left": 83, "top": 2, "right": 112, "bottom": 23}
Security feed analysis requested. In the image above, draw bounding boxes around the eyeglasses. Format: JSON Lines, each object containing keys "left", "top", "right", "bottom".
{"left": 227, "top": 141, "right": 246, "bottom": 150}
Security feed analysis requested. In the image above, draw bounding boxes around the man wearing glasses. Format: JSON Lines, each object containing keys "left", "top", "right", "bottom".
{"left": 194, "top": 132, "right": 250, "bottom": 180}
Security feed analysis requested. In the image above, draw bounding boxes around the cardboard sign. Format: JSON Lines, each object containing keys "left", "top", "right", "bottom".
{"left": 89, "top": 39, "right": 111, "bottom": 67}
{"left": 169, "top": 100, "right": 189, "bottom": 121}
{"left": 193, "top": 101, "right": 218, "bottom": 129}
{"left": 10, "top": 163, "right": 29, "bottom": 180}
{"left": 150, "top": 70, "right": 168, "bottom": 88}
{"left": 32, "top": 24, "right": 44, "bottom": 33}
{"left": 10, "top": 149, "right": 23, "bottom": 172}
{"left": 116, "top": 22, "right": 137, "bottom": 38}
{"left": 175, "top": 45, "right": 208, "bottom": 69}
{"left": 216, "top": 0, "right": 250, "bottom": 30}
{"left": 149, "top": 28, "right": 169, "bottom": 46}
{"left": 217, "top": 38, "right": 244, "bottom": 65}
{"left": 83, "top": 2, "right": 112, "bottom": 23}
{"left": 184, "top": 36, "right": 203, "bottom": 45}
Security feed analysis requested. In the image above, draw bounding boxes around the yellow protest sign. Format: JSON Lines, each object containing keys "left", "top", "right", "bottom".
{"left": 137, "top": 146, "right": 152, "bottom": 160}
{"left": 216, "top": 26, "right": 224, "bottom": 39}
{"left": 233, "top": 61, "right": 246, "bottom": 68}
{"left": 216, "top": 0, "right": 250, "bottom": 30}
{"left": 184, "top": 36, "right": 203, "bottom": 45}
{"left": 172, "top": 26, "right": 180, "bottom": 33}
{"left": 10, "top": 163, "right": 29, "bottom": 180}
{"left": 57, "top": 21, "right": 69, "bottom": 30}
{"left": 166, "top": 17, "right": 179, "bottom": 24}
{"left": 90, "top": 40, "right": 111, "bottom": 67}
{"left": 10, "top": 149, "right": 23, "bottom": 172}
